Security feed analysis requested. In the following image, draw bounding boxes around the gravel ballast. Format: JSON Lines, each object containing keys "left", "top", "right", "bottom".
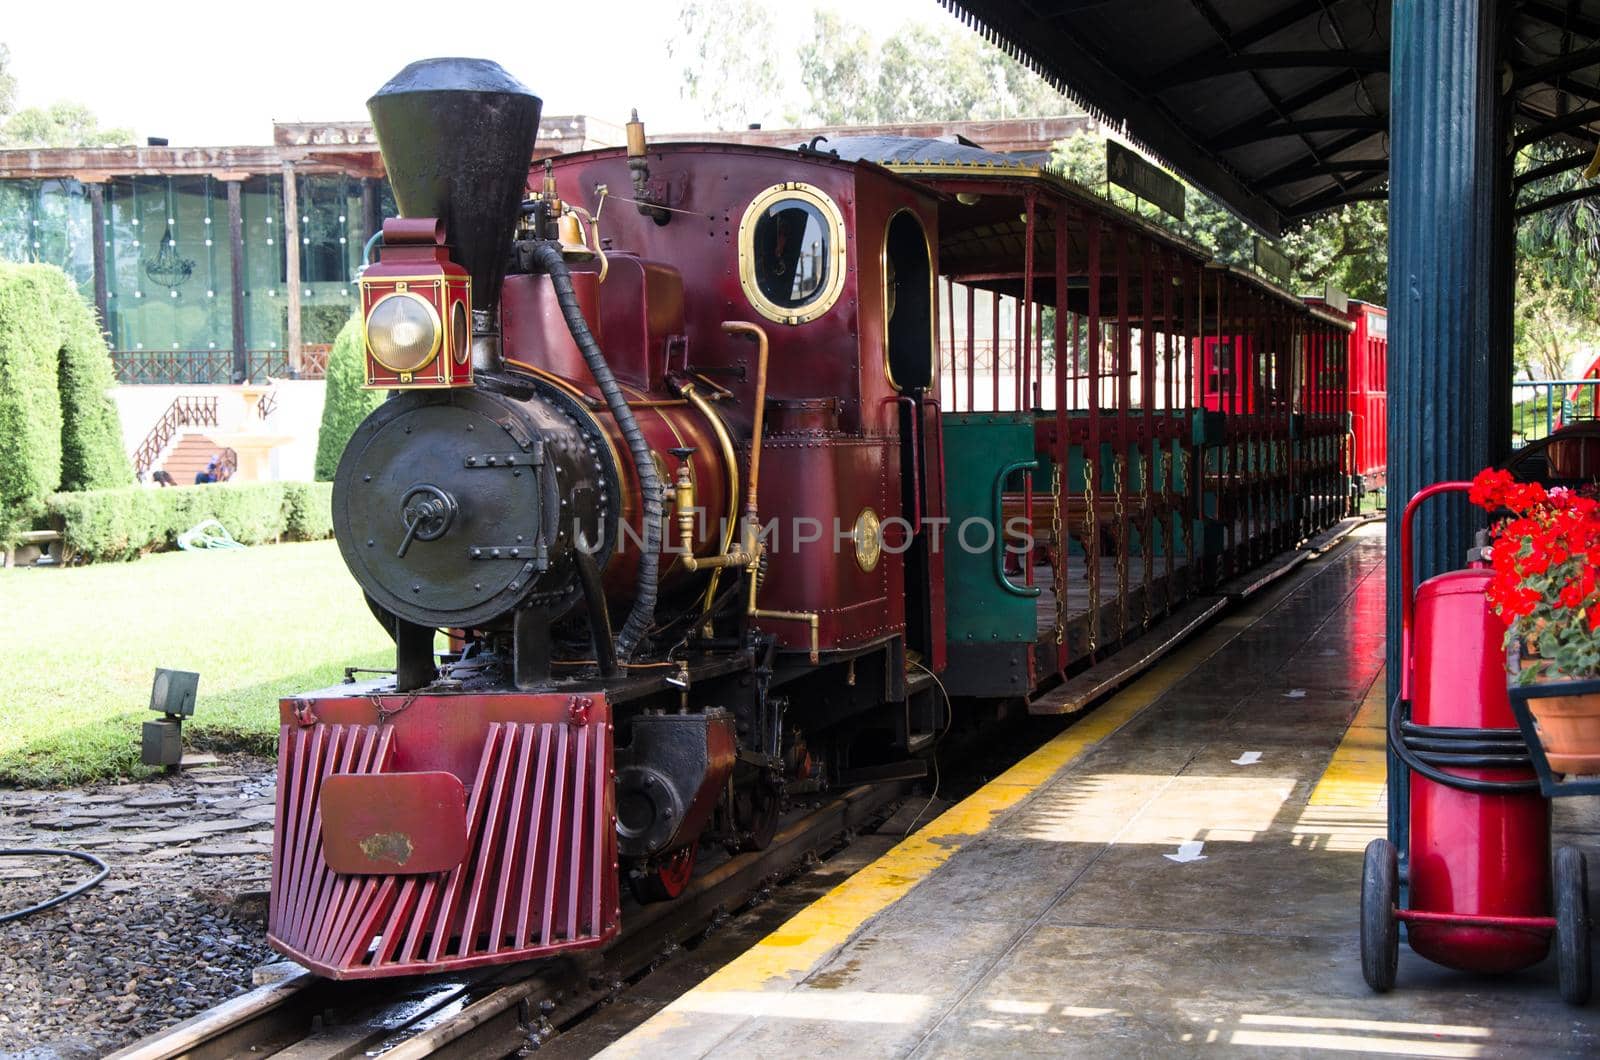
{"left": 0, "top": 757, "right": 279, "bottom": 1057}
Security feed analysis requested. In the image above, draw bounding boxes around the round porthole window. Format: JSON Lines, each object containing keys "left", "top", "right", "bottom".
{"left": 738, "top": 182, "right": 848, "bottom": 325}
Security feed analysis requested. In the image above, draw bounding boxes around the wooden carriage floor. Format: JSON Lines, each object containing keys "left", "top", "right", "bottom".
{"left": 563, "top": 525, "right": 1600, "bottom": 1058}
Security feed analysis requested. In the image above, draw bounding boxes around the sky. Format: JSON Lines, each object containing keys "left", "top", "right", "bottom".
{"left": 2, "top": 0, "right": 957, "bottom": 146}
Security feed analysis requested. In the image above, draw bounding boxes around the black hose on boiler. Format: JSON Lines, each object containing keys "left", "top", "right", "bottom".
{"left": 531, "top": 241, "right": 662, "bottom": 660}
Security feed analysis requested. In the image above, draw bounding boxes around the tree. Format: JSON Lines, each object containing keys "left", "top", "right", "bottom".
{"left": 670, "top": 1, "right": 788, "bottom": 130}
{"left": 798, "top": 10, "right": 1070, "bottom": 125}
{"left": 2, "top": 102, "right": 133, "bottom": 149}
{"left": 0, "top": 42, "right": 132, "bottom": 148}
{"left": 0, "top": 45, "right": 16, "bottom": 118}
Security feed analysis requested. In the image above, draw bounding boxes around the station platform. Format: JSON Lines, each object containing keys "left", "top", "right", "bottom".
{"left": 595, "top": 527, "right": 1600, "bottom": 1057}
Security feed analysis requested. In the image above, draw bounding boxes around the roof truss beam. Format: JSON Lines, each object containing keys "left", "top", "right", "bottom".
{"left": 1142, "top": 50, "right": 1387, "bottom": 92}
{"left": 1210, "top": 115, "right": 1387, "bottom": 150}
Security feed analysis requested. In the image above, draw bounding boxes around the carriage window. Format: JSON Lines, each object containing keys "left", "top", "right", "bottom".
{"left": 738, "top": 183, "right": 846, "bottom": 325}
{"left": 1206, "top": 343, "right": 1232, "bottom": 394}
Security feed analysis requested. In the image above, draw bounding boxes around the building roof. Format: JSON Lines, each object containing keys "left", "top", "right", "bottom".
{"left": 941, "top": 0, "right": 1600, "bottom": 235}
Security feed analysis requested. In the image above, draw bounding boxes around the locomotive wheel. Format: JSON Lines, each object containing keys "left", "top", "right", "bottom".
{"left": 1555, "top": 845, "right": 1592, "bottom": 1006}
{"left": 631, "top": 844, "right": 697, "bottom": 904}
{"left": 736, "top": 780, "right": 782, "bottom": 852}
{"left": 1360, "top": 838, "right": 1400, "bottom": 993}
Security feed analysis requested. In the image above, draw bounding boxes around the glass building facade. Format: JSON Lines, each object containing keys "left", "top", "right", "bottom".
{"left": 0, "top": 171, "right": 394, "bottom": 383}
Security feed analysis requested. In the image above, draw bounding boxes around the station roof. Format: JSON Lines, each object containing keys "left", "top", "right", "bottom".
{"left": 942, "top": 0, "right": 1600, "bottom": 236}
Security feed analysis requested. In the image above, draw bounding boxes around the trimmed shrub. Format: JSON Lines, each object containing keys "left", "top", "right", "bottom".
{"left": 46, "top": 481, "right": 337, "bottom": 562}
{"left": 282, "top": 482, "right": 334, "bottom": 541}
{"left": 0, "top": 262, "right": 131, "bottom": 544}
{"left": 314, "top": 315, "right": 383, "bottom": 482}
{"left": 315, "top": 315, "right": 384, "bottom": 480}
{"left": 55, "top": 270, "right": 131, "bottom": 492}
{"left": 0, "top": 264, "right": 66, "bottom": 541}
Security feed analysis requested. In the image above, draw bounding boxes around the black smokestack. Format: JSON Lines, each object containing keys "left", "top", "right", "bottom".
{"left": 368, "top": 58, "right": 541, "bottom": 313}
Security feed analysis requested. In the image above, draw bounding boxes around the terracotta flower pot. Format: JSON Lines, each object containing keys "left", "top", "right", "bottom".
{"left": 1508, "top": 644, "right": 1600, "bottom": 776}
{"left": 1527, "top": 691, "right": 1600, "bottom": 775}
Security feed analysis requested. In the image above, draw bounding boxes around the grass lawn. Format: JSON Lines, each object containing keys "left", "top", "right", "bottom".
{"left": 0, "top": 539, "right": 393, "bottom": 787}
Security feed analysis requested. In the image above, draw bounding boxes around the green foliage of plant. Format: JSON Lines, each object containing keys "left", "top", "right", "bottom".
{"left": 1049, "top": 133, "right": 1388, "bottom": 304}
{"left": 0, "top": 44, "right": 131, "bottom": 148}
{"left": 671, "top": 0, "right": 787, "bottom": 130}
{"left": 300, "top": 303, "right": 355, "bottom": 347}
{"left": 0, "top": 264, "right": 66, "bottom": 542}
{"left": 53, "top": 271, "right": 131, "bottom": 491}
{"left": 282, "top": 482, "right": 334, "bottom": 541}
{"left": 798, "top": 12, "right": 1069, "bottom": 125}
{"left": 45, "top": 481, "right": 335, "bottom": 562}
{"left": 0, "top": 262, "right": 132, "bottom": 544}
{"left": 315, "top": 315, "right": 383, "bottom": 482}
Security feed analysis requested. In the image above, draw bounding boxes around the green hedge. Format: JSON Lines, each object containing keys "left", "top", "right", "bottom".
{"left": 314, "top": 315, "right": 383, "bottom": 482}
{"left": 0, "top": 263, "right": 131, "bottom": 544}
{"left": 56, "top": 269, "right": 131, "bottom": 492}
{"left": 45, "top": 481, "right": 335, "bottom": 563}
{"left": 0, "top": 266, "right": 66, "bottom": 542}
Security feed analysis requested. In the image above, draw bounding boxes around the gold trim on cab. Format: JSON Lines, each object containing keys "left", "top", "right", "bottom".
{"left": 737, "top": 182, "right": 848, "bottom": 326}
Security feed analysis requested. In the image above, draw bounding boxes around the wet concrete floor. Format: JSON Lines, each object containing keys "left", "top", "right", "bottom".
{"left": 586, "top": 529, "right": 1600, "bottom": 1058}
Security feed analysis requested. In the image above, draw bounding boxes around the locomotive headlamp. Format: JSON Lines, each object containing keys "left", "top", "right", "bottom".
{"left": 366, "top": 291, "right": 441, "bottom": 373}
{"left": 360, "top": 217, "right": 472, "bottom": 388}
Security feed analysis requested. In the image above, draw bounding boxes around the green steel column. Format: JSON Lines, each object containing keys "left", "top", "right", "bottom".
{"left": 1387, "top": 0, "right": 1509, "bottom": 848}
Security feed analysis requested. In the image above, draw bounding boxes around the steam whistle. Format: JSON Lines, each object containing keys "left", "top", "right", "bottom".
{"left": 627, "top": 109, "right": 669, "bottom": 224}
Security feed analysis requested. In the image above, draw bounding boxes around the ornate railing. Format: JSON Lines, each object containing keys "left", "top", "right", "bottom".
{"left": 114, "top": 348, "right": 327, "bottom": 385}
{"left": 115, "top": 350, "right": 234, "bottom": 386}
{"left": 255, "top": 388, "right": 279, "bottom": 421}
{"left": 132, "top": 395, "right": 220, "bottom": 476}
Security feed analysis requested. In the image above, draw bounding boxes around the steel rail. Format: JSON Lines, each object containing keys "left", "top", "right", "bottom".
{"left": 107, "top": 782, "right": 905, "bottom": 1060}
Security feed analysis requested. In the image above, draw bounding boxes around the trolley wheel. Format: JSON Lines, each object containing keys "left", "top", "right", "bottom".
{"left": 1361, "top": 838, "right": 1400, "bottom": 993}
{"left": 630, "top": 844, "right": 697, "bottom": 904}
{"left": 1555, "top": 845, "right": 1591, "bottom": 1006}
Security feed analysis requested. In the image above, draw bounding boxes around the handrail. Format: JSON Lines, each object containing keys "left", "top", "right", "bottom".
{"left": 132, "top": 395, "right": 220, "bottom": 476}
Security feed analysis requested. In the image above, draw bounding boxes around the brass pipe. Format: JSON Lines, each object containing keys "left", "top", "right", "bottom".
{"left": 669, "top": 381, "right": 745, "bottom": 577}
{"left": 721, "top": 321, "right": 769, "bottom": 524}
{"left": 721, "top": 318, "right": 821, "bottom": 662}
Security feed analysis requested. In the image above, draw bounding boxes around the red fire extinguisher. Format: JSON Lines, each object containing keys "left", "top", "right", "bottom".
{"left": 1361, "top": 481, "right": 1591, "bottom": 1004}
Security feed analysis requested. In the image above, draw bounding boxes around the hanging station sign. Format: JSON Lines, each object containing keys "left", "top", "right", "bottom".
{"left": 1106, "top": 141, "right": 1185, "bottom": 221}
{"left": 1323, "top": 281, "right": 1349, "bottom": 314}
{"left": 1253, "top": 237, "right": 1291, "bottom": 284}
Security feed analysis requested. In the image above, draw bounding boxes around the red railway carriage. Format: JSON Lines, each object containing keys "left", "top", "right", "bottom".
{"left": 268, "top": 59, "right": 1363, "bottom": 980}
{"left": 1306, "top": 297, "right": 1388, "bottom": 491}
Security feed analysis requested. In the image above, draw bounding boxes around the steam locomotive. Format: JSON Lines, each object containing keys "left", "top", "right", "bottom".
{"left": 268, "top": 58, "right": 1362, "bottom": 979}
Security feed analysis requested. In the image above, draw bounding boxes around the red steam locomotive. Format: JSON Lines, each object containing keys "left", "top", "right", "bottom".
{"left": 268, "top": 58, "right": 1364, "bottom": 979}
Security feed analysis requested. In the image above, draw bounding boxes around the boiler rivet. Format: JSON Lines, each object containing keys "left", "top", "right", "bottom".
{"left": 474, "top": 582, "right": 482, "bottom": 590}
{"left": 363, "top": 474, "right": 372, "bottom": 482}
{"left": 412, "top": 584, "right": 421, "bottom": 593}
{"left": 367, "top": 539, "right": 374, "bottom": 547}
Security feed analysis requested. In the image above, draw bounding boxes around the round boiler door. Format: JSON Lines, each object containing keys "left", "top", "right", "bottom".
{"left": 334, "top": 394, "right": 544, "bottom": 628}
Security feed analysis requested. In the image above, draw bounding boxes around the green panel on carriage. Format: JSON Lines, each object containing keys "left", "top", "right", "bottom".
{"left": 941, "top": 412, "right": 1038, "bottom": 645}
{"left": 1192, "top": 409, "right": 1227, "bottom": 446}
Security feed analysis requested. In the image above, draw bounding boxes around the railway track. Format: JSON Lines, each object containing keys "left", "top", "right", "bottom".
{"left": 106, "top": 782, "right": 904, "bottom": 1060}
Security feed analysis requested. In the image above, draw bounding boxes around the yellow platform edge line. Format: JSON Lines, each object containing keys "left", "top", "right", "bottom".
{"left": 1306, "top": 666, "right": 1389, "bottom": 809}
{"left": 689, "top": 613, "right": 1265, "bottom": 997}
